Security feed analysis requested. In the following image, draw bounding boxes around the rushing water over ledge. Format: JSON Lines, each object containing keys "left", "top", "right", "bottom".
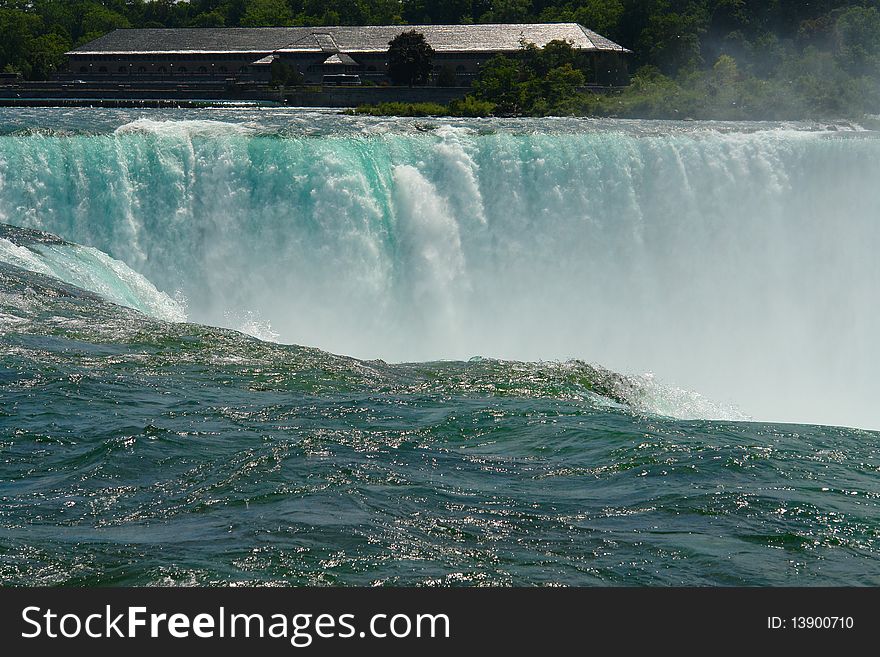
{"left": 0, "top": 109, "right": 878, "bottom": 586}
{"left": 1, "top": 109, "right": 877, "bottom": 429}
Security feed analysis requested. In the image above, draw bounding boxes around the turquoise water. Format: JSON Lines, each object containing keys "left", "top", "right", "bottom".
{"left": 1, "top": 110, "right": 879, "bottom": 586}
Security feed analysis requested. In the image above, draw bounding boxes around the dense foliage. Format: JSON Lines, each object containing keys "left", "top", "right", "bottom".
{"left": 1, "top": 0, "right": 878, "bottom": 117}
{"left": 466, "top": 30, "right": 880, "bottom": 118}
{"left": 386, "top": 29, "right": 434, "bottom": 85}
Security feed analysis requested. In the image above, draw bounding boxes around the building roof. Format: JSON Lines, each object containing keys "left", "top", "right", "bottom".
{"left": 69, "top": 24, "right": 630, "bottom": 56}
{"left": 322, "top": 53, "right": 358, "bottom": 66}
{"left": 251, "top": 54, "right": 278, "bottom": 65}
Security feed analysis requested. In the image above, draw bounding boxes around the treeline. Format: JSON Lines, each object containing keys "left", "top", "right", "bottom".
{"left": 2, "top": 1, "right": 879, "bottom": 118}
{"left": 464, "top": 4, "right": 880, "bottom": 120}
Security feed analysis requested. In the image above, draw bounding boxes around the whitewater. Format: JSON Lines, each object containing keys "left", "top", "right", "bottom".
{"left": 1, "top": 109, "right": 878, "bottom": 586}
{"left": 0, "top": 109, "right": 877, "bottom": 429}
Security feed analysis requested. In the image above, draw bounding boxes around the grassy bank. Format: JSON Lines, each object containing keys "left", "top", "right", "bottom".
{"left": 348, "top": 96, "right": 495, "bottom": 118}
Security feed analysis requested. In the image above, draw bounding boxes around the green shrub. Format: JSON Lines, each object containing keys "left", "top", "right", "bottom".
{"left": 448, "top": 95, "right": 495, "bottom": 116}
{"left": 353, "top": 102, "right": 450, "bottom": 116}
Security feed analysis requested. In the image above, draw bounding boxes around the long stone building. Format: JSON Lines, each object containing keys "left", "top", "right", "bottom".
{"left": 65, "top": 23, "right": 630, "bottom": 86}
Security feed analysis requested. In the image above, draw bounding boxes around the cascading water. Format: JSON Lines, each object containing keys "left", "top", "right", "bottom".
{"left": 0, "top": 225, "right": 185, "bottom": 322}
{"left": 1, "top": 111, "right": 878, "bottom": 429}
{"left": 2, "top": 109, "right": 880, "bottom": 587}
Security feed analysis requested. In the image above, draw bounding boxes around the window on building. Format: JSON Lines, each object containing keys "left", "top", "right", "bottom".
{"left": 198, "top": 66, "right": 207, "bottom": 74}
{"left": 219, "top": 66, "right": 227, "bottom": 73}
{"left": 98, "top": 66, "right": 107, "bottom": 73}
{"left": 137, "top": 66, "right": 146, "bottom": 74}
{"left": 179, "top": 66, "right": 188, "bottom": 73}
{"left": 456, "top": 65, "right": 466, "bottom": 72}
{"left": 118, "top": 66, "right": 127, "bottom": 74}
{"left": 238, "top": 66, "right": 248, "bottom": 74}
{"left": 158, "top": 66, "right": 167, "bottom": 74}
{"left": 79, "top": 66, "right": 87, "bottom": 73}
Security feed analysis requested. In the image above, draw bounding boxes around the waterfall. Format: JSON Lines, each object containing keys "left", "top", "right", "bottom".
{"left": 1, "top": 117, "right": 877, "bottom": 428}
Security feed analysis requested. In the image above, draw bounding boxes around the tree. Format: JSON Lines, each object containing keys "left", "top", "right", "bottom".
{"left": 80, "top": 4, "right": 131, "bottom": 35}
{"left": 539, "top": 0, "right": 625, "bottom": 39}
{"left": 479, "top": 0, "right": 531, "bottom": 23}
{"left": 360, "top": 0, "right": 405, "bottom": 25}
{"left": 270, "top": 58, "right": 303, "bottom": 87}
{"left": 833, "top": 6, "right": 880, "bottom": 74}
{"left": 472, "top": 54, "right": 527, "bottom": 114}
{"left": 0, "top": 8, "right": 41, "bottom": 73}
{"left": 537, "top": 63, "right": 586, "bottom": 113}
{"left": 240, "top": 0, "right": 294, "bottom": 27}
{"left": 521, "top": 39, "right": 584, "bottom": 77}
{"left": 27, "top": 32, "right": 72, "bottom": 79}
{"left": 637, "top": 9, "right": 709, "bottom": 75}
{"left": 401, "top": 0, "right": 471, "bottom": 24}
{"left": 573, "top": 0, "right": 625, "bottom": 38}
{"left": 299, "top": 0, "right": 364, "bottom": 26}
{"left": 189, "top": 11, "right": 226, "bottom": 28}
{"left": 387, "top": 30, "right": 435, "bottom": 86}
